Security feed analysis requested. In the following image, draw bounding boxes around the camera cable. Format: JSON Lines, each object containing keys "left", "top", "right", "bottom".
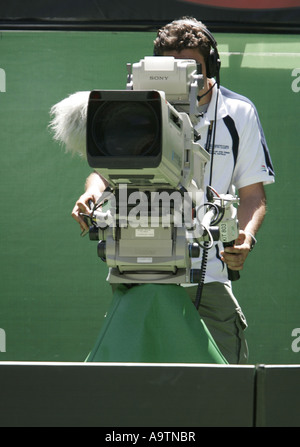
{"left": 195, "top": 81, "right": 220, "bottom": 310}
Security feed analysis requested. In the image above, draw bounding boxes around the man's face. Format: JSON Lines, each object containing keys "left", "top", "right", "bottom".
{"left": 162, "top": 48, "right": 207, "bottom": 78}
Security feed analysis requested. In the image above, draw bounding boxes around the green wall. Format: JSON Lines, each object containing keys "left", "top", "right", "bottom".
{"left": 0, "top": 31, "right": 299, "bottom": 364}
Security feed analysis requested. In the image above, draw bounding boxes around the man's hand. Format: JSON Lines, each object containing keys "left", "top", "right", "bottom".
{"left": 221, "top": 182, "right": 266, "bottom": 272}
{"left": 220, "top": 230, "right": 252, "bottom": 271}
{"left": 71, "top": 191, "right": 96, "bottom": 232}
{"left": 71, "top": 172, "right": 109, "bottom": 232}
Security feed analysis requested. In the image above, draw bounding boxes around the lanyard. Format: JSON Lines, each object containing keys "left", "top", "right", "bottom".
{"left": 205, "top": 120, "right": 214, "bottom": 155}
{"left": 205, "top": 120, "right": 215, "bottom": 186}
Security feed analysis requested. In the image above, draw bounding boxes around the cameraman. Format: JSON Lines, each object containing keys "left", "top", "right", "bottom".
{"left": 72, "top": 17, "right": 275, "bottom": 364}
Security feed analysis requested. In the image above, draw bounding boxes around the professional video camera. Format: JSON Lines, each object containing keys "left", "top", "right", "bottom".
{"left": 81, "top": 57, "right": 239, "bottom": 284}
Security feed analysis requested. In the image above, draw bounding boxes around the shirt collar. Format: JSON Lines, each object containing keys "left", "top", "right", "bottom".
{"left": 196, "top": 84, "right": 228, "bottom": 128}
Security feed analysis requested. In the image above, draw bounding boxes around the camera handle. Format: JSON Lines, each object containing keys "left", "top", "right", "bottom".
{"left": 223, "top": 241, "right": 240, "bottom": 281}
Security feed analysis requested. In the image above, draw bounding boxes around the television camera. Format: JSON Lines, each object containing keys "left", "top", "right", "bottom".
{"left": 82, "top": 57, "right": 240, "bottom": 284}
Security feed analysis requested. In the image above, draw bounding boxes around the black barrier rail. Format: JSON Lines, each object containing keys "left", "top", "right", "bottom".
{"left": 255, "top": 364, "right": 300, "bottom": 427}
{"left": 0, "top": 20, "right": 300, "bottom": 34}
{"left": 0, "top": 362, "right": 299, "bottom": 427}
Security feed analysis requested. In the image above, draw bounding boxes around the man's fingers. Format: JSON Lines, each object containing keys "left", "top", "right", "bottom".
{"left": 71, "top": 199, "right": 91, "bottom": 230}
{"left": 221, "top": 244, "right": 250, "bottom": 271}
{"left": 72, "top": 209, "right": 89, "bottom": 231}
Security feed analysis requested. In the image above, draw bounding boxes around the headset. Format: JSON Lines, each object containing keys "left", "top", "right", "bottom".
{"left": 198, "top": 26, "right": 221, "bottom": 81}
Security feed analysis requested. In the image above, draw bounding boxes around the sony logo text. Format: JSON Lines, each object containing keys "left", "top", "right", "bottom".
{"left": 149, "top": 76, "right": 168, "bottom": 81}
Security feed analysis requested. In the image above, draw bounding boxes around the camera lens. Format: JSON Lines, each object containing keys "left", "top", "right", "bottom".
{"left": 92, "top": 101, "right": 159, "bottom": 157}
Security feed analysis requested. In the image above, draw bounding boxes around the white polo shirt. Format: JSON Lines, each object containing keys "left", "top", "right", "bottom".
{"left": 191, "top": 85, "right": 275, "bottom": 284}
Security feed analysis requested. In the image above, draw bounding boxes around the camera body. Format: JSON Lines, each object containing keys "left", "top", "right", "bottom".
{"left": 84, "top": 57, "right": 239, "bottom": 284}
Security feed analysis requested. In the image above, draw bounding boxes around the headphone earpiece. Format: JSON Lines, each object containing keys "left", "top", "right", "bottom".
{"left": 198, "top": 26, "right": 221, "bottom": 80}
{"left": 206, "top": 47, "right": 221, "bottom": 79}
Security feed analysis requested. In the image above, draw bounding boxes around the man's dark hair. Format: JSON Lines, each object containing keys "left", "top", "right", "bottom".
{"left": 153, "top": 16, "right": 211, "bottom": 62}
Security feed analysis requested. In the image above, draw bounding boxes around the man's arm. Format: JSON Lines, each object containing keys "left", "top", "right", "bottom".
{"left": 71, "top": 172, "right": 109, "bottom": 231}
{"left": 221, "top": 182, "right": 267, "bottom": 271}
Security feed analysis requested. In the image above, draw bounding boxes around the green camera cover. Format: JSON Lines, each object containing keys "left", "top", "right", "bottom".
{"left": 86, "top": 283, "right": 227, "bottom": 364}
